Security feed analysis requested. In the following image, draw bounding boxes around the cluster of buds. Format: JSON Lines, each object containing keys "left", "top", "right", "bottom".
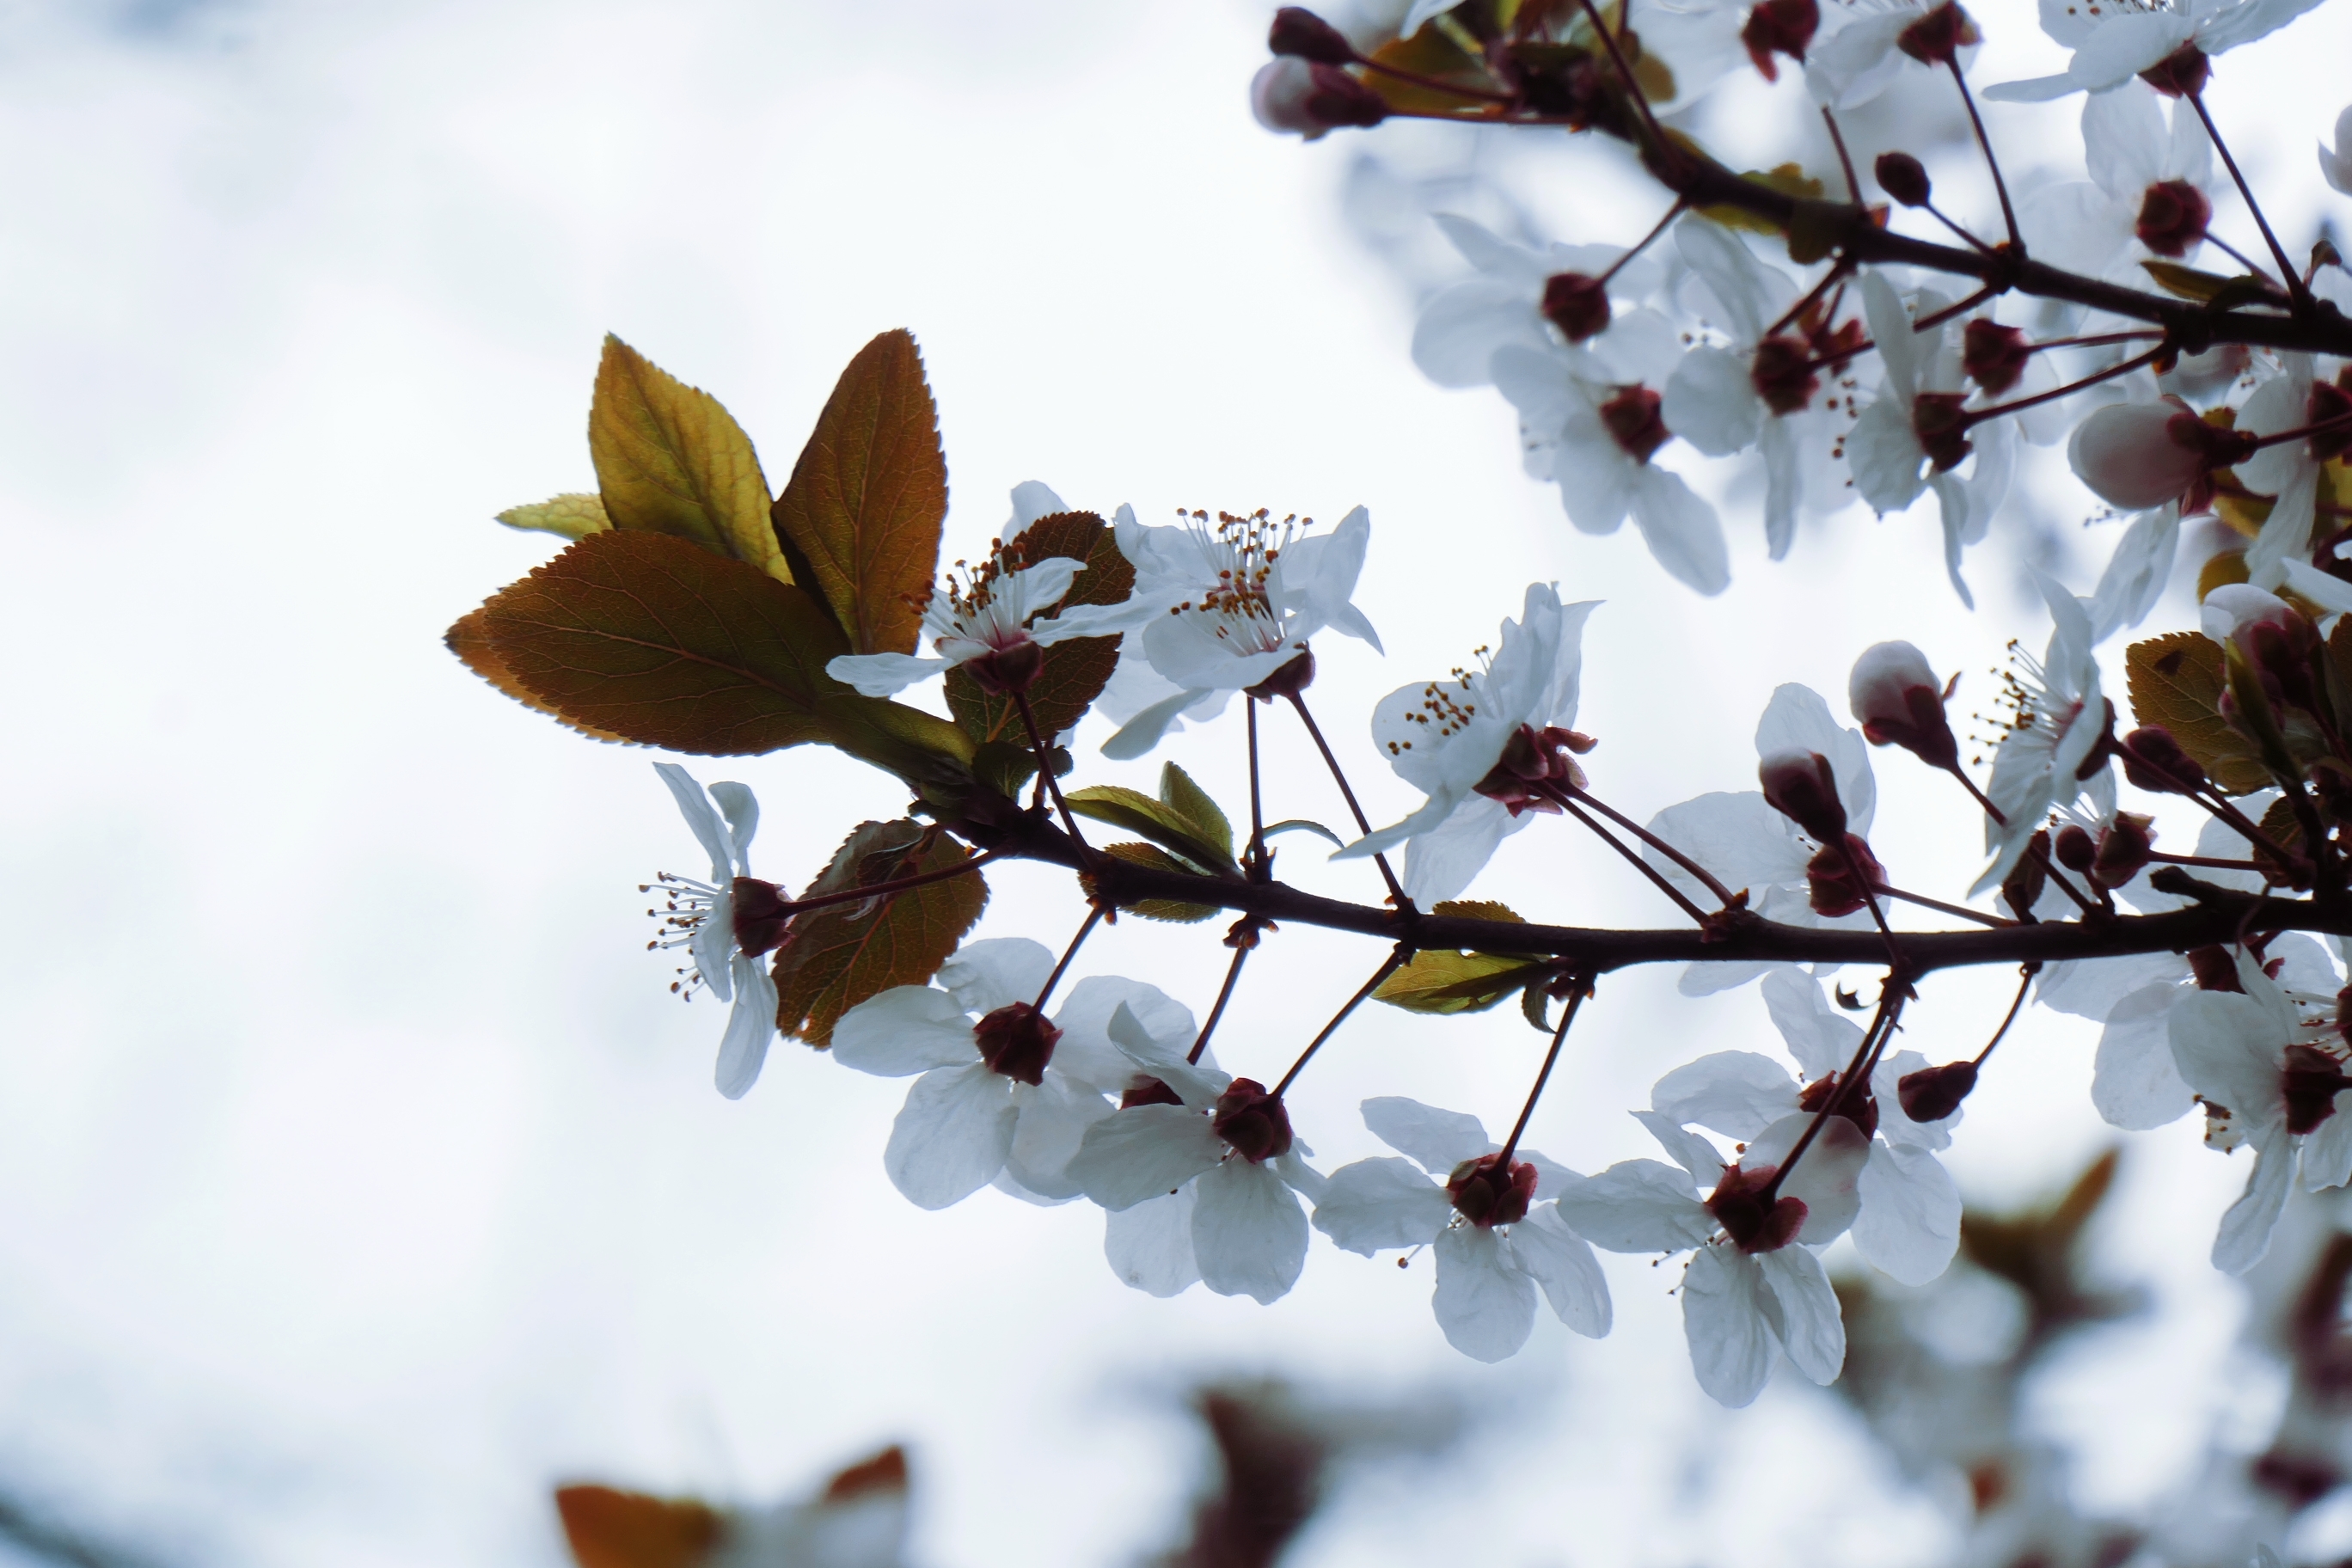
{"left": 1473, "top": 723, "right": 1597, "bottom": 817}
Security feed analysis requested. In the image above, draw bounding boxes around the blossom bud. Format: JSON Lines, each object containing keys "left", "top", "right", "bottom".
{"left": 1895, "top": 1, "right": 1978, "bottom": 65}
{"left": 1250, "top": 58, "right": 1387, "bottom": 139}
{"left": 2053, "top": 824, "right": 2096, "bottom": 874}
{"left": 2309, "top": 377, "right": 2352, "bottom": 464}
{"left": 2135, "top": 179, "right": 2211, "bottom": 258}
{"left": 973, "top": 1001, "right": 1060, "bottom": 1086}
{"left": 1540, "top": 272, "right": 1613, "bottom": 342}
{"left": 1211, "top": 1078, "right": 1294, "bottom": 1162}
{"left": 1963, "top": 319, "right": 2031, "bottom": 396}
{"left": 1245, "top": 647, "right": 1316, "bottom": 701}
{"left": 731, "top": 877, "right": 793, "bottom": 958}
{"left": 2118, "top": 726, "right": 2208, "bottom": 794}
{"left": 2066, "top": 397, "right": 2234, "bottom": 511}
{"left": 1849, "top": 640, "right": 1961, "bottom": 771}
{"left": 2282, "top": 1044, "right": 2352, "bottom": 1135}
{"left": 2139, "top": 41, "right": 2209, "bottom": 98}
{"left": 1805, "top": 832, "right": 1883, "bottom": 918}
{"left": 1598, "top": 384, "right": 1669, "bottom": 463}
{"left": 962, "top": 639, "right": 1045, "bottom": 695}
{"left": 1120, "top": 1075, "right": 1185, "bottom": 1109}
{"left": 2092, "top": 812, "right": 2156, "bottom": 889}
{"left": 2187, "top": 944, "right": 2244, "bottom": 993}
{"left": 1267, "top": 7, "right": 1356, "bottom": 64}
{"left": 1446, "top": 1153, "right": 1538, "bottom": 1228}
{"left": 1705, "top": 1163, "right": 1807, "bottom": 1253}
{"left": 2202, "top": 584, "right": 2312, "bottom": 658}
{"left": 1749, "top": 334, "right": 1820, "bottom": 414}
{"left": 1761, "top": 750, "right": 1847, "bottom": 843}
{"left": 1912, "top": 391, "right": 1973, "bottom": 471}
{"left": 2000, "top": 830, "right": 2049, "bottom": 921}
{"left": 1896, "top": 1059, "right": 1977, "bottom": 1123}
{"left": 1741, "top": 0, "right": 1819, "bottom": 81}
{"left": 1473, "top": 724, "right": 1589, "bottom": 816}
{"left": 1799, "top": 1069, "right": 1879, "bottom": 1140}
{"left": 1875, "top": 152, "right": 1932, "bottom": 208}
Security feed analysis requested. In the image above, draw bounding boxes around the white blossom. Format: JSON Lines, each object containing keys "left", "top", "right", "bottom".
{"left": 1412, "top": 214, "right": 1673, "bottom": 390}
{"left": 647, "top": 762, "right": 779, "bottom": 1100}
{"left": 1984, "top": 0, "right": 2326, "bottom": 103}
{"left": 2322, "top": 105, "right": 2352, "bottom": 196}
{"left": 1969, "top": 570, "right": 2116, "bottom": 897}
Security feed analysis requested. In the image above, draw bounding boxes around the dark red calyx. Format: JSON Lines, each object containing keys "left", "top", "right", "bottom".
{"left": 1599, "top": 385, "right": 1670, "bottom": 464}
{"left": 2054, "top": 824, "right": 2096, "bottom": 874}
{"left": 2092, "top": 812, "right": 2155, "bottom": 889}
{"left": 1121, "top": 1075, "right": 1185, "bottom": 1109}
{"left": 1245, "top": 646, "right": 1316, "bottom": 701}
{"left": 731, "top": 877, "right": 793, "bottom": 958}
{"left": 2282, "top": 1044, "right": 2352, "bottom": 1136}
{"left": 2135, "top": 179, "right": 2211, "bottom": 259}
{"left": 1706, "top": 1163, "right": 1808, "bottom": 1253}
{"left": 2308, "top": 380, "right": 2352, "bottom": 464}
{"left": 1912, "top": 391, "right": 1974, "bottom": 472}
{"left": 963, "top": 639, "right": 1045, "bottom": 695}
{"left": 1268, "top": 7, "right": 1356, "bottom": 64}
{"left": 1799, "top": 1069, "right": 1881, "bottom": 1140}
{"left": 1895, "top": 1, "right": 1978, "bottom": 64}
{"left": 1741, "top": 0, "right": 1819, "bottom": 81}
{"left": 1806, "top": 315, "right": 1869, "bottom": 374}
{"left": 2000, "top": 830, "right": 2050, "bottom": 922}
{"left": 2188, "top": 944, "right": 2245, "bottom": 993}
{"left": 1761, "top": 750, "right": 1848, "bottom": 843}
{"left": 1447, "top": 1153, "right": 1539, "bottom": 1228}
{"left": 1805, "top": 834, "right": 1884, "bottom": 918}
{"left": 1474, "top": 724, "right": 1590, "bottom": 816}
{"left": 1212, "top": 1078, "right": 1294, "bottom": 1163}
{"left": 2169, "top": 408, "right": 2258, "bottom": 474}
{"left": 1862, "top": 687, "right": 1962, "bottom": 773}
{"left": 1963, "top": 319, "right": 2031, "bottom": 395}
{"left": 2118, "top": 725, "right": 2209, "bottom": 795}
{"left": 2139, "top": 42, "right": 2209, "bottom": 98}
{"left": 1296, "top": 63, "right": 1390, "bottom": 131}
{"left": 1875, "top": 151, "right": 1931, "bottom": 208}
{"left": 973, "top": 1001, "right": 1060, "bottom": 1086}
{"left": 1897, "top": 1058, "right": 1978, "bottom": 1123}
{"left": 2339, "top": 985, "right": 2352, "bottom": 1049}
{"left": 1541, "top": 272, "right": 1613, "bottom": 342}
{"left": 1750, "top": 334, "right": 1821, "bottom": 415}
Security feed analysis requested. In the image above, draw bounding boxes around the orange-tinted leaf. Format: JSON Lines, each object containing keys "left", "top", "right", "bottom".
{"left": 553, "top": 1486, "right": 722, "bottom": 1568}
{"left": 472, "top": 532, "right": 972, "bottom": 786}
{"left": 944, "top": 511, "right": 1134, "bottom": 748}
{"left": 589, "top": 336, "right": 784, "bottom": 579}
{"left": 774, "top": 820, "right": 988, "bottom": 1045}
{"left": 821, "top": 1446, "right": 910, "bottom": 1503}
{"left": 2123, "top": 631, "right": 2270, "bottom": 793}
{"left": 444, "top": 607, "right": 628, "bottom": 742}
{"left": 771, "top": 330, "right": 946, "bottom": 655}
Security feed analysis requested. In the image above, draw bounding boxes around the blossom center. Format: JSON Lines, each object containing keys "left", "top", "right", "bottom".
{"left": 1798, "top": 1070, "right": 1880, "bottom": 1142}
{"left": 2135, "top": 179, "right": 2210, "bottom": 259}
{"left": 1211, "top": 1078, "right": 1294, "bottom": 1163}
{"left": 1473, "top": 723, "right": 1596, "bottom": 816}
{"left": 1750, "top": 334, "right": 1820, "bottom": 415}
{"left": 1704, "top": 1163, "right": 1808, "bottom": 1253}
{"left": 973, "top": 1001, "right": 1061, "bottom": 1086}
{"left": 1599, "top": 385, "right": 1669, "bottom": 464}
{"left": 1446, "top": 1153, "right": 1538, "bottom": 1228}
{"left": 2282, "top": 1044, "right": 2352, "bottom": 1136}
{"left": 1541, "top": 273, "right": 1613, "bottom": 342}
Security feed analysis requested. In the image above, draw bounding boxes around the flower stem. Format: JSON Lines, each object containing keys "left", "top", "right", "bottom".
{"left": 2186, "top": 90, "right": 2313, "bottom": 313}
{"left": 1944, "top": 763, "right": 2101, "bottom": 916}
{"left": 1034, "top": 905, "right": 1104, "bottom": 1011}
{"left": 1874, "top": 881, "right": 2012, "bottom": 928}
{"left": 1760, "top": 981, "right": 1908, "bottom": 1204}
{"left": 1912, "top": 282, "right": 1998, "bottom": 334}
{"left": 1946, "top": 60, "right": 2019, "bottom": 249}
{"left": 1598, "top": 199, "right": 1688, "bottom": 286}
{"left": 1271, "top": 946, "right": 1411, "bottom": 1098}
{"left": 1821, "top": 107, "right": 1862, "bottom": 203}
{"left": 1498, "top": 976, "right": 1593, "bottom": 1167}
{"left": 1015, "top": 690, "right": 1094, "bottom": 861}
{"left": 1975, "top": 965, "right": 2034, "bottom": 1067}
{"left": 1565, "top": 784, "right": 1741, "bottom": 908}
{"left": 1353, "top": 56, "right": 1515, "bottom": 101}
{"left": 1286, "top": 691, "right": 1412, "bottom": 908}
{"left": 1963, "top": 346, "right": 2169, "bottom": 426}
{"left": 1549, "top": 791, "right": 1716, "bottom": 925}
{"left": 1189, "top": 943, "right": 1251, "bottom": 1066}
{"left": 1246, "top": 699, "right": 1270, "bottom": 882}
{"left": 772, "top": 845, "right": 1003, "bottom": 916}
{"left": 1572, "top": 0, "right": 1671, "bottom": 156}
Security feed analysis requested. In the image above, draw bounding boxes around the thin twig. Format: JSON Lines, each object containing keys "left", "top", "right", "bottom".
{"left": 1498, "top": 976, "right": 1590, "bottom": 1164}
{"left": 1271, "top": 947, "right": 1411, "bottom": 1098}
{"left": 1190, "top": 943, "right": 1252, "bottom": 1066}
{"left": 2187, "top": 90, "right": 2313, "bottom": 311}
{"left": 1555, "top": 796, "right": 1715, "bottom": 924}
{"left": 1286, "top": 691, "right": 1410, "bottom": 906}
{"left": 1035, "top": 906, "right": 1104, "bottom": 1011}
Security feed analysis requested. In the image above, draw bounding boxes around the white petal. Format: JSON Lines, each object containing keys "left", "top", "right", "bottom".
{"left": 2300, "top": 1093, "right": 2352, "bottom": 1191}
{"left": 2038, "top": 950, "right": 2185, "bottom": 1021}
{"left": 1004, "top": 1075, "right": 1116, "bottom": 1201}
{"left": 1106, "top": 1001, "right": 1228, "bottom": 1108}
{"left": 881, "top": 1063, "right": 1016, "bottom": 1210}
{"left": 1050, "top": 976, "right": 1197, "bottom": 1095}
{"left": 1066, "top": 1105, "right": 1224, "bottom": 1210}
{"left": 2086, "top": 508, "right": 2173, "bottom": 645}
{"left": 714, "top": 957, "right": 778, "bottom": 1099}
{"left": 1681, "top": 1245, "right": 1776, "bottom": 1407}
{"left": 1313, "top": 1157, "right": 1454, "bottom": 1255}
{"left": 1754, "top": 683, "right": 1876, "bottom": 836}
{"left": 2069, "top": 9, "right": 2196, "bottom": 89}
{"left": 1674, "top": 216, "right": 1788, "bottom": 345}
{"left": 1755, "top": 1245, "right": 1846, "bottom": 1383}
{"left": 1852, "top": 1142, "right": 1961, "bottom": 1285}
{"left": 1554, "top": 1160, "right": 1715, "bottom": 1253}
{"left": 824, "top": 651, "right": 947, "bottom": 698}
{"left": 2082, "top": 77, "right": 2165, "bottom": 198}
{"left": 1433, "top": 1227, "right": 1539, "bottom": 1362}
{"left": 1762, "top": 968, "right": 1866, "bottom": 1081}
{"left": 1633, "top": 1110, "right": 1728, "bottom": 1187}
{"left": 1005, "top": 480, "right": 1068, "bottom": 537}
{"left": 1102, "top": 688, "right": 1213, "bottom": 761}
{"left": 2092, "top": 983, "right": 2196, "bottom": 1130}
{"left": 653, "top": 761, "right": 735, "bottom": 882}
{"left": 1663, "top": 347, "right": 1764, "bottom": 457}
{"left": 1630, "top": 467, "right": 1730, "bottom": 597}
{"left": 1761, "top": 416, "right": 1801, "bottom": 560}
{"left": 705, "top": 781, "right": 759, "bottom": 867}
{"left": 830, "top": 985, "right": 980, "bottom": 1076}
{"left": 1744, "top": 1112, "right": 1867, "bottom": 1245}
{"left": 2169, "top": 991, "right": 2288, "bottom": 1133}
{"left": 1105, "top": 1189, "right": 1201, "bottom": 1296}
{"left": 939, "top": 937, "right": 1056, "bottom": 1017}
{"left": 1644, "top": 790, "right": 1811, "bottom": 903}
{"left": 1361, "top": 1096, "right": 1491, "bottom": 1173}
{"left": 1847, "top": 397, "right": 1926, "bottom": 516}
{"left": 2213, "top": 1133, "right": 2295, "bottom": 1275}
{"left": 1510, "top": 1204, "right": 1613, "bottom": 1337}
{"left": 1412, "top": 279, "right": 1550, "bottom": 389}
{"left": 1192, "top": 1159, "right": 1310, "bottom": 1303}
{"left": 1651, "top": 1051, "right": 1800, "bottom": 1141}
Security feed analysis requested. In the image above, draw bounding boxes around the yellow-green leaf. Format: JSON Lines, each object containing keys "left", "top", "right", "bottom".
{"left": 1098, "top": 842, "right": 1221, "bottom": 922}
{"left": 1430, "top": 898, "right": 1525, "bottom": 926}
{"left": 498, "top": 493, "right": 611, "bottom": 540}
{"left": 2139, "top": 260, "right": 2239, "bottom": 303}
{"left": 1065, "top": 772, "right": 1242, "bottom": 879}
{"left": 588, "top": 335, "right": 783, "bottom": 579}
{"left": 1372, "top": 950, "right": 1549, "bottom": 1015}
{"left": 2122, "top": 631, "right": 2271, "bottom": 793}
{"left": 1698, "top": 162, "right": 1822, "bottom": 236}
{"left": 770, "top": 329, "right": 947, "bottom": 656}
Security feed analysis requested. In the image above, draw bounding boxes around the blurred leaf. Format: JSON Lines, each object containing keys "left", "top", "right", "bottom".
{"left": 1373, "top": 952, "right": 1548, "bottom": 1014}
{"left": 821, "top": 1446, "right": 910, "bottom": 1502}
{"left": 1960, "top": 1148, "right": 2140, "bottom": 1347}
{"left": 1067, "top": 764, "right": 1240, "bottom": 878}
{"left": 553, "top": 1486, "right": 721, "bottom": 1568}
{"left": 2198, "top": 549, "right": 2251, "bottom": 597}
{"left": 944, "top": 511, "right": 1133, "bottom": 744}
{"left": 2123, "top": 632, "right": 2271, "bottom": 793}
{"left": 470, "top": 532, "right": 973, "bottom": 787}
{"left": 498, "top": 492, "right": 611, "bottom": 540}
{"left": 770, "top": 329, "right": 946, "bottom": 654}
{"left": 1698, "top": 162, "right": 1822, "bottom": 236}
{"left": 774, "top": 820, "right": 988, "bottom": 1045}
{"left": 2262, "top": 793, "right": 2305, "bottom": 854}
{"left": 444, "top": 607, "right": 628, "bottom": 743}
{"left": 1430, "top": 897, "right": 1525, "bottom": 925}
{"left": 1099, "top": 843, "right": 1222, "bottom": 922}
{"left": 1262, "top": 818, "right": 1344, "bottom": 849}
{"left": 1363, "top": 28, "right": 1491, "bottom": 114}
{"left": 589, "top": 336, "right": 783, "bottom": 579}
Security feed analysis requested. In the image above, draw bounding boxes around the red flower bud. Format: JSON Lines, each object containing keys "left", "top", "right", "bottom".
{"left": 973, "top": 1001, "right": 1061, "bottom": 1086}
{"left": 2054, "top": 824, "right": 2096, "bottom": 874}
{"left": 1121, "top": 1075, "right": 1186, "bottom": 1109}
{"left": 1895, "top": 1, "right": 1978, "bottom": 65}
{"left": 1268, "top": 7, "right": 1356, "bottom": 64}
{"left": 2187, "top": 944, "right": 2244, "bottom": 993}
{"left": 1706, "top": 1162, "right": 1807, "bottom": 1253}
{"left": 731, "top": 877, "right": 792, "bottom": 958}
{"left": 2118, "top": 726, "right": 2208, "bottom": 795}
{"left": 2139, "top": 42, "right": 2209, "bottom": 98}
{"left": 1912, "top": 391, "right": 1973, "bottom": 472}
{"left": 1896, "top": 1059, "right": 1978, "bottom": 1123}
{"left": 1806, "top": 833, "right": 1884, "bottom": 918}
{"left": 2282, "top": 1044, "right": 2352, "bottom": 1136}
{"left": 1212, "top": 1078, "right": 1294, "bottom": 1163}
{"left": 1875, "top": 152, "right": 1932, "bottom": 208}
{"left": 2135, "top": 179, "right": 2211, "bottom": 259}
{"left": 2000, "top": 830, "right": 2049, "bottom": 922}
{"left": 1251, "top": 58, "right": 1387, "bottom": 139}
{"left": 1750, "top": 334, "right": 1821, "bottom": 414}
{"left": 1599, "top": 384, "right": 1670, "bottom": 463}
{"left": 1963, "top": 319, "right": 2032, "bottom": 396}
{"left": 1244, "top": 647, "right": 1316, "bottom": 701}
{"left": 1447, "top": 1153, "right": 1539, "bottom": 1228}
{"left": 1761, "top": 749, "right": 1848, "bottom": 843}
{"left": 2092, "top": 812, "right": 2155, "bottom": 889}
{"left": 961, "top": 639, "right": 1045, "bottom": 695}
{"left": 1849, "top": 640, "right": 1961, "bottom": 771}
{"left": 1541, "top": 272, "right": 1614, "bottom": 342}
{"left": 1799, "top": 1069, "right": 1879, "bottom": 1140}
{"left": 1741, "top": 0, "right": 1820, "bottom": 81}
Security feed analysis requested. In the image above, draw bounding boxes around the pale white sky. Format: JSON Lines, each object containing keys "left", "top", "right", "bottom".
{"left": 2, "top": 1, "right": 2349, "bottom": 1563}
